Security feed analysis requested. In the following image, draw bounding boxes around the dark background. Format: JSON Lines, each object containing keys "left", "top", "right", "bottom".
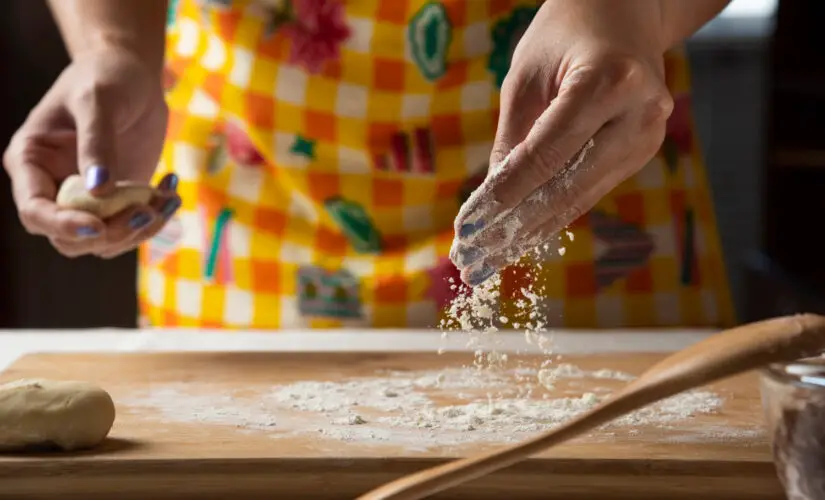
{"left": 0, "top": 0, "right": 821, "bottom": 329}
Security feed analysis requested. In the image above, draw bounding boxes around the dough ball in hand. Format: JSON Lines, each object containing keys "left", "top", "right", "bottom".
{"left": 0, "top": 379, "right": 116, "bottom": 452}
{"left": 55, "top": 174, "right": 158, "bottom": 219}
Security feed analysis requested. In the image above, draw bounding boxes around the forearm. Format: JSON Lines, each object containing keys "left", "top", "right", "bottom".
{"left": 539, "top": 0, "right": 729, "bottom": 57}
{"left": 48, "top": 0, "right": 167, "bottom": 73}
{"left": 660, "top": 0, "right": 732, "bottom": 48}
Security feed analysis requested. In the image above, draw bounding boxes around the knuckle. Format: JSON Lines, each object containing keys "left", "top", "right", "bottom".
{"left": 18, "top": 203, "right": 39, "bottom": 234}
{"left": 3, "top": 132, "right": 27, "bottom": 175}
{"left": 594, "top": 56, "right": 648, "bottom": 100}
{"left": 643, "top": 92, "right": 675, "bottom": 127}
{"left": 2, "top": 142, "right": 15, "bottom": 175}
{"left": 528, "top": 142, "right": 567, "bottom": 175}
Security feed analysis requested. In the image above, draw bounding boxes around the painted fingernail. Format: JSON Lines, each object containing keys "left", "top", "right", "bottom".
{"left": 468, "top": 264, "right": 495, "bottom": 287}
{"left": 85, "top": 165, "right": 110, "bottom": 190}
{"left": 159, "top": 173, "right": 179, "bottom": 191}
{"left": 76, "top": 226, "right": 100, "bottom": 238}
{"left": 129, "top": 212, "right": 153, "bottom": 230}
{"left": 459, "top": 220, "right": 484, "bottom": 239}
{"left": 458, "top": 246, "right": 484, "bottom": 267}
{"left": 161, "top": 198, "right": 181, "bottom": 218}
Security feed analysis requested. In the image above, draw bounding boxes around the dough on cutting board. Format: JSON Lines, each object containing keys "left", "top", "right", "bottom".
{"left": 0, "top": 379, "right": 115, "bottom": 452}
{"left": 56, "top": 174, "right": 158, "bottom": 219}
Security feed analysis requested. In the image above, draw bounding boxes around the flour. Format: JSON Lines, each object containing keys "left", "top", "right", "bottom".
{"left": 122, "top": 365, "right": 743, "bottom": 448}
{"left": 561, "top": 138, "right": 595, "bottom": 187}
{"left": 123, "top": 387, "right": 279, "bottom": 431}
{"left": 537, "top": 364, "right": 637, "bottom": 390}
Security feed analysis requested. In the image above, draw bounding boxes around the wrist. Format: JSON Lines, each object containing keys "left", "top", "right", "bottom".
{"left": 48, "top": 0, "right": 167, "bottom": 77}
{"left": 538, "top": 0, "right": 671, "bottom": 56}
{"left": 658, "top": 0, "right": 684, "bottom": 49}
{"left": 82, "top": 31, "right": 165, "bottom": 76}
{"left": 658, "top": 0, "right": 731, "bottom": 49}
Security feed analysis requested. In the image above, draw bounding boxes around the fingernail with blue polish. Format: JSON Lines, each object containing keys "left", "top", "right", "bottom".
{"left": 468, "top": 264, "right": 495, "bottom": 287}
{"left": 459, "top": 220, "right": 484, "bottom": 239}
{"left": 159, "top": 173, "right": 179, "bottom": 191}
{"left": 129, "top": 212, "right": 153, "bottom": 230}
{"left": 85, "top": 165, "right": 110, "bottom": 190}
{"left": 161, "top": 198, "right": 181, "bottom": 218}
{"left": 76, "top": 226, "right": 99, "bottom": 238}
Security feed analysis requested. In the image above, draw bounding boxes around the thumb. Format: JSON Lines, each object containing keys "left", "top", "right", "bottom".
{"left": 71, "top": 92, "right": 118, "bottom": 197}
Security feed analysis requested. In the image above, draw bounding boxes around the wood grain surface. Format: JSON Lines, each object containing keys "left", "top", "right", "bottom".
{"left": 0, "top": 352, "right": 784, "bottom": 500}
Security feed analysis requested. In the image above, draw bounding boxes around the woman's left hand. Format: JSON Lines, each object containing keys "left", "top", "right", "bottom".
{"left": 450, "top": 0, "right": 675, "bottom": 286}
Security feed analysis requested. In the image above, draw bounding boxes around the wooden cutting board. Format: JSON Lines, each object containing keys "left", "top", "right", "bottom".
{"left": 0, "top": 352, "right": 783, "bottom": 500}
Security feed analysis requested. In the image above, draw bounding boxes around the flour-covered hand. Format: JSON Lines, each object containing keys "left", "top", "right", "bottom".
{"left": 451, "top": 0, "right": 678, "bottom": 286}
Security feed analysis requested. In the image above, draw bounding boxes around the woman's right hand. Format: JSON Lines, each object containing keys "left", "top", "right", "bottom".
{"left": 3, "top": 46, "right": 179, "bottom": 259}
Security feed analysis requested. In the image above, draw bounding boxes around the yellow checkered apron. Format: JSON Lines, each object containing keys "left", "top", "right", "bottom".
{"left": 139, "top": 0, "right": 735, "bottom": 329}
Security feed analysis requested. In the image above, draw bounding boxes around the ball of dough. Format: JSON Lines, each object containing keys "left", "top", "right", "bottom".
{"left": 0, "top": 379, "right": 116, "bottom": 452}
{"left": 56, "top": 174, "right": 158, "bottom": 219}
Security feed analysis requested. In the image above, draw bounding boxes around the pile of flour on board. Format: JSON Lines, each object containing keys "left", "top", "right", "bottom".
{"left": 123, "top": 365, "right": 746, "bottom": 448}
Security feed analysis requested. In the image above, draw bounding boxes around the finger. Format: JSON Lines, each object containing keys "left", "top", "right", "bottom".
{"left": 103, "top": 204, "right": 158, "bottom": 247}
{"left": 98, "top": 193, "right": 181, "bottom": 259}
{"left": 449, "top": 123, "right": 604, "bottom": 274}
{"left": 156, "top": 172, "right": 179, "bottom": 193}
{"left": 460, "top": 222, "right": 568, "bottom": 287}
{"left": 11, "top": 162, "right": 106, "bottom": 239}
{"left": 3, "top": 110, "right": 104, "bottom": 239}
{"left": 455, "top": 68, "right": 625, "bottom": 242}
{"left": 459, "top": 119, "right": 662, "bottom": 286}
{"left": 17, "top": 194, "right": 106, "bottom": 241}
{"left": 98, "top": 171, "right": 180, "bottom": 246}
{"left": 98, "top": 191, "right": 181, "bottom": 256}
{"left": 451, "top": 120, "right": 621, "bottom": 276}
{"left": 455, "top": 133, "right": 597, "bottom": 260}
{"left": 489, "top": 76, "right": 544, "bottom": 168}
{"left": 50, "top": 235, "right": 107, "bottom": 259}
{"left": 97, "top": 214, "right": 171, "bottom": 260}
{"left": 126, "top": 192, "right": 181, "bottom": 247}
{"left": 68, "top": 85, "right": 118, "bottom": 196}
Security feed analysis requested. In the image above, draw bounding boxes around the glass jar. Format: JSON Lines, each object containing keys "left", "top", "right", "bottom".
{"left": 761, "top": 359, "right": 825, "bottom": 500}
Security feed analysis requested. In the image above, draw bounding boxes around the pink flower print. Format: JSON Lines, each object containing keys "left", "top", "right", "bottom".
{"left": 224, "top": 121, "right": 266, "bottom": 167}
{"left": 666, "top": 95, "right": 693, "bottom": 155}
{"left": 283, "top": 0, "right": 351, "bottom": 74}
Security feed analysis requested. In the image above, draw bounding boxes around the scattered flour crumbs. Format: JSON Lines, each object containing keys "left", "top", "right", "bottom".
{"left": 123, "top": 366, "right": 740, "bottom": 447}
{"left": 123, "top": 243, "right": 761, "bottom": 448}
